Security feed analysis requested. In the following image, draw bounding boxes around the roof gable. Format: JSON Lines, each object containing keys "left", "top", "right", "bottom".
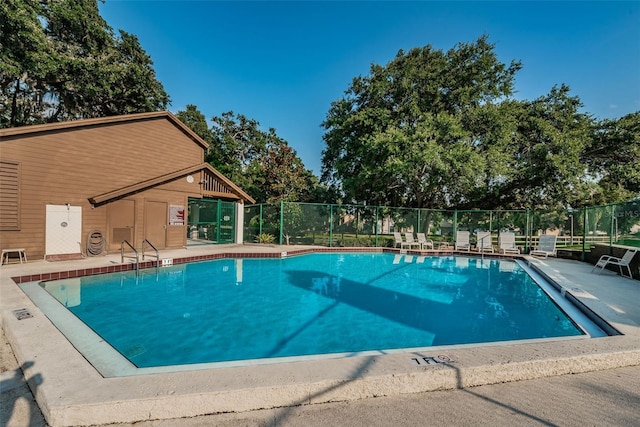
{"left": 0, "top": 111, "right": 209, "bottom": 150}
{"left": 89, "top": 163, "right": 255, "bottom": 205}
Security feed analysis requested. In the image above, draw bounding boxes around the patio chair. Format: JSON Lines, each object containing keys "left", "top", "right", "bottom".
{"left": 416, "top": 233, "right": 434, "bottom": 250}
{"left": 530, "top": 235, "right": 557, "bottom": 258}
{"left": 403, "top": 233, "right": 421, "bottom": 250}
{"left": 591, "top": 249, "right": 637, "bottom": 279}
{"left": 393, "top": 232, "right": 404, "bottom": 248}
{"left": 499, "top": 231, "right": 520, "bottom": 254}
{"left": 393, "top": 232, "right": 418, "bottom": 250}
{"left": 475, "top": 231, "right": 494, "bottom": 253}
{"left": 455, "top": 230, "right": 470, "bottom": 251}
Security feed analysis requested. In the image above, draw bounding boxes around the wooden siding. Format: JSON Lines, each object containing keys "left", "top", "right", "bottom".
{"left": 0, "top": 116, "right": 212, "bottom": 259}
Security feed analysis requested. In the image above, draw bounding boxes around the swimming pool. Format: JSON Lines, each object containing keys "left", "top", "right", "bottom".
{"left": 23, "top": 252, "right": 608, "bottom": 375}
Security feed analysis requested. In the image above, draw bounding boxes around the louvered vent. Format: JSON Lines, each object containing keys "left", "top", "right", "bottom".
{"left": 0, "top": 161, "right": 20, "bottom": 230}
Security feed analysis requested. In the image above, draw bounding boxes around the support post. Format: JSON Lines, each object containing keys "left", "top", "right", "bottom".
{"left": 279, "top": 201, "right": 284, "bottom": 245}
{"left": 581, "top": 207, "right": 588, "bottom": 262}
{"left": 329, "top": 204, "right": 334, "bottom": 247}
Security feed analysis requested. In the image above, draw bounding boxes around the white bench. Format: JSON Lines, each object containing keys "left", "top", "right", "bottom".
{"left": 1, "top": 248, "right": 27, "bottom": 265}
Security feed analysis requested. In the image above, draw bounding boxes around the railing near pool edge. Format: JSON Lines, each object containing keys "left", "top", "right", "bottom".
{"left": 243, "top": 200, "right": 640, "bottom": 263}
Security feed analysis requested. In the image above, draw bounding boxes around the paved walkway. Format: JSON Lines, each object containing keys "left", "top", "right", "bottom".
{"left": 2, "top": 247, "right": 639, "bottom": 426}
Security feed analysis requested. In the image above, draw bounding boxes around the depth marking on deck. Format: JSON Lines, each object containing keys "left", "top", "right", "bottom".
{"left": 411, "top": 355, "right": 454, "bottom": 365}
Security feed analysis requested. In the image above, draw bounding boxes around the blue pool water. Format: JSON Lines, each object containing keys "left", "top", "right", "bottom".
{"left": 40, "top": 253, "right": 584, "bottom": 368}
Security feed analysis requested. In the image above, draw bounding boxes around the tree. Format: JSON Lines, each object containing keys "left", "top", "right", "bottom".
{"left": 259, "top": 132, "right": 317, "bottom": 203}
{"left": 584, "top": 111, "right": 640, "bottom": 202}
{"left": 175, "top": 104, "right": 213, "bottom": 145}
{"left": 0, "top": 0, "right": 169, "bottom": 127}
{"left": 474, "top": 85, "right": 593, "bottom": 210}
{"left": 178, "top": 108, "right": 318, "bottom": 204}
{"left": 208, "top": 111, "right": 267, "bottom": 196}
{"left": 321, "top": 36, "right": 522, "bottom": 208}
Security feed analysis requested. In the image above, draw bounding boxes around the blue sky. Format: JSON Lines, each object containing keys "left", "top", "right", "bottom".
{"left": 99, "top": 1, "right": 640, "bottom": 175}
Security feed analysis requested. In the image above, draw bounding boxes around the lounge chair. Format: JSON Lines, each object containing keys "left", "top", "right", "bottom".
{"left": 499, "top": 231, "right": 520, "bottom": 254}
{"left": 455, "top": 230, "right": 470, "bottom": 251}
{"left": 475, "top": 231, "right": 494, "bottom": 253}
{"left": 403, "top": 233, "right": 421, "bottom": 250}
{"left": 530, "top": 235, "right": 557, "bottom": 258}
{"left": 416, "top": 232, "right": 434, "bottom": 250}
{"left": 592, "top": 249, "right": 637, "bottom": 279}
{"left": 393, "top": 232, "right": 418, "bottom": 250}
{"left": 393, "top": 232, "right": 404, "bottom": 248}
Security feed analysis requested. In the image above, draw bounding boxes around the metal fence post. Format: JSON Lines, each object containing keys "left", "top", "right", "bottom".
{"left": 279, "top": 200, "right": 284, "bottom": 245}
{"left": 375, "top": 205, "right": 379, "bottom": 247}
{"left": 609, "top": 204, "right": 615, "bottom": 252}
{"left": 525, "top": 209, "right": 531, "bottom": 253}
{"left": 453, "top": 210, "right": 458, "bottom": 239}
{"left": 329, "top": 204, "right": 334, "bottom": 247}
{"left": 581, "top": 207, "right": 587, "bottom": 261}
{"left": 216, "top": 200, "right": 221, "bottom": 243}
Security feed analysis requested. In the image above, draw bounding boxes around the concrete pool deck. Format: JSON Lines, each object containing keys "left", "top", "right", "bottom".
{"left": 1, "top": 245, "right": 639, "bottom": 426}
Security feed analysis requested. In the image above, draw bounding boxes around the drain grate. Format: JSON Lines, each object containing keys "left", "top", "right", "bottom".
{"left": 123, "top": 344, "right": 146, "bottom": 358}
{"left": 13, "top": 308, "right": 33, "bottom": 320}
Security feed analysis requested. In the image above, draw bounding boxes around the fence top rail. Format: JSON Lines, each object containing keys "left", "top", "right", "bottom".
{"left": 245, "top": 199, "right": 640, "bottom": 215}
{"left": 245, "top": 203, "right": 531, "bottom": 214}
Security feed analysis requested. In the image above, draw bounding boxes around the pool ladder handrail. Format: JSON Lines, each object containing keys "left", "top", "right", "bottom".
{"left": 120, "top": 240, "right": 139, "bottom": 276}
{"left": 142, "top": 239, "right": 160, "bottom": 272}
{"left": 478, "top": 233, "right": 490, "bottom": 261}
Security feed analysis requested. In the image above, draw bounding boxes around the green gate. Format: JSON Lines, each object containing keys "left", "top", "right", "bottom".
{"left": 187, "top": 198, "right": 236, "bottom": 244}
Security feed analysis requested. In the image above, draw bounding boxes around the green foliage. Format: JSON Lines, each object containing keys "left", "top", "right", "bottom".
{"left": 584, "top": 112, "right": 640, "bottom": 203}
{"left": 175, "top": 105, "right": 214, "bottom": 144}
{"left": 488, "top": 85, "right": 593, "bottom": 210}
{"left": 321, "top": 36, "right": 521, "bottom": 209}
{"left": 255, "top": 233, "right": 275, "bottom": 244}
{"left": 1, "top": 0, "right": 168, "bottom": 127}
{"left": 321, "top": 35, "right": 636, "bottom": 210}
{"left": 177, "top": 108, "right": 318, "bottom": 204}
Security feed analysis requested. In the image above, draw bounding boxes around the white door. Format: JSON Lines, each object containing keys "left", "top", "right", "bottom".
{"left": 45, "top": 204, "right": 82, "bottom": 257}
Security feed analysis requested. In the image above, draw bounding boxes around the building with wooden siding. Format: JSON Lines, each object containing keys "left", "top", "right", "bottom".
{"left": 0, "top": 111, "right": 255, "bottom": 261}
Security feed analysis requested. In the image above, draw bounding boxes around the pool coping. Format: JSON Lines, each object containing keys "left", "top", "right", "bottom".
{"left": 2, "top": 246, "right": 640, "bottom": 427}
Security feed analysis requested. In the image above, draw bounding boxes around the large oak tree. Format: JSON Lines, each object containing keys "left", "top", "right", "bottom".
{"left": 321, "top": 36, "right": 522, "bottom": 209}
{"left": 320, "top": 36, "right": 637, "bottom": 210}
{"left": 1, "top": 0, "right": 169, "bottom": 127}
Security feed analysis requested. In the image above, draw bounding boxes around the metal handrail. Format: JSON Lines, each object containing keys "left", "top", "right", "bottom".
{"left": 478, "top": 233, "right": 491, "bottom": 261}
{"left": 120, "top": 240, "right": 139, "bottom": 276}
{"left": 142, "top": 239, "right": 160, "bottom": 271}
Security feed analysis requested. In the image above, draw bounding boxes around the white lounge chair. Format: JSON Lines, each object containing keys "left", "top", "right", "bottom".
{"left": 499, "top": 232, "right": 520, "bottom": 254}
{"left": 530, "top": 235, "right": 557, "bottom": 258}
{"left": 403, "top": 233, "right": 421, "bottom": 250}
{"left": 416, "top": 232, "right": 434, "bottom": 250}
{"left": 393, "top": 232, "right": 404, "bottom": 248}
{"left": 592, "top": 249, "right": 637, "bottom": 279}
{"left": 455, "top": 230, "right": 470, "bottom": 251}
{"left": 393, "top": 232, "right": 418, "bottom": 250}
{"left": 475, "top": 231, "right": 494, "bottom": 253}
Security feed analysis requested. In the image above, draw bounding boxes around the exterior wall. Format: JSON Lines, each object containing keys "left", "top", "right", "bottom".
{"left": 0, "top": 174, "right": 204, "bottom": 260}
{"left": 0, "top": 116, "right": 244, "bottom": 260}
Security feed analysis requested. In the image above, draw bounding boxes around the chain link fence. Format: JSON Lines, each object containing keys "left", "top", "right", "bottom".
{"left": 244, "top": 199, "right": 640, "bottom": 258}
